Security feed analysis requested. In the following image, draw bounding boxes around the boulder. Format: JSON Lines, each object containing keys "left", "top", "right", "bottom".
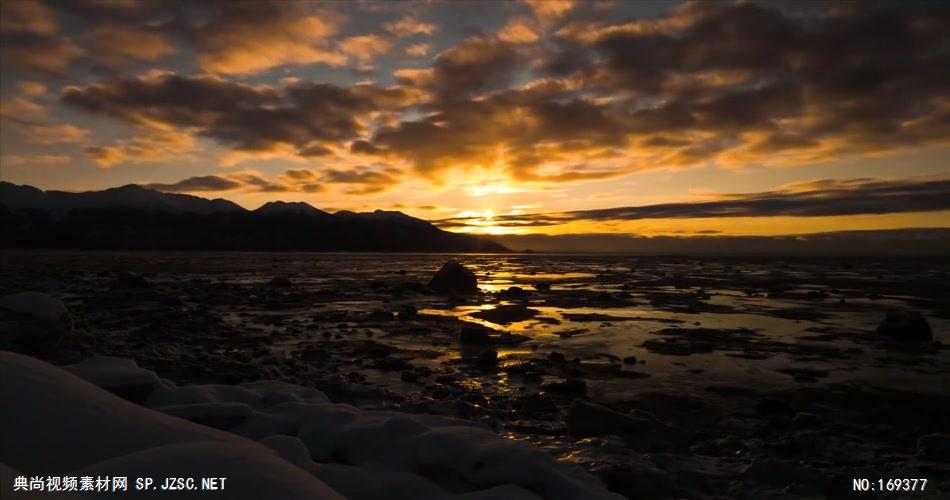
{"left": 567, "top": 399, "right": 644, "bottom": 438}
{"left": 266, "top": 276, "right": 293, "bottom": 288}
{"left": 499, "top": 286, "right": 529, "bottom": 299}
{"left": 543, "top": 378, "right": 587, "bottom": 398}
{"left": 460, "top": 327, "right": 490, "bottom": 344}
{"left": 428, "top": 260, "right": 477, "bottom": 293}
{"left": 876, "top": 310, "right": 933, "bottom": 342}
{"left": 111, "top": 271, "right": 152, "bottom": 292}
{"left": 0, "top": 292, "right": 73, "bottom": 349}
{"left": 917, "top": 433, "right": 950, "bottom": 461}
{"left": 0, "top": 292, "right": 70, "bottom": 324}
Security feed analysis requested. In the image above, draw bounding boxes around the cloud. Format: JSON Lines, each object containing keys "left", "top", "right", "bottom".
{"left": 339, "top": 34, "right": 392, "bottom": 64}
{"left": 430, "top": 35, "right": 524, "bottom": 98}
{"left": 383, "top": 15, "right": 436, "bottom": 37}
{"left": 498, "top": 17, "right": 540, "bottom": 44}
{"left": 320, "top": 166, "right": 400, "bottom": 194}
{"left": 195, "top": 3, "right": 346, "bottom": 74}
{"left": 63, "top": 72, "right": 419, "bottom": 163}
{"left": 92, "top": 25, "right": 175, "bottom": 65}
{"left": 525, "top": 0, "right": 575, "bottom": 27}
{"left": 446, "top": 177, "right": 950, "bottom": 230}
{"left": 1, "top": 154, "right": 71, "bottom": 167}
{"left": 146, "top": 166, "right": 400, "bottom": 196}
{"left": 405, "top": 43, "right": 430, "bottom": 57}
{"left": 545, "top": 1, "right": 950, "bottom": 166}
{"left": 24, "top": 123, "right": 89, "bottom": 144}
{"left": 145, "top": 175, "right": 243, "bottom": 193}
{"left": 86, "top": 130, "right": 198, "bottom": 168}
{"left": 0, "top": 0, "right": 85, "bottom": 75}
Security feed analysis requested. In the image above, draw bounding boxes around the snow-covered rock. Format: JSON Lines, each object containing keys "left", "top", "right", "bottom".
{"left": 75, "top": 442, "right": 343, "bottom": 500}
{"left": 0, "top": 292, "right": 70, "bottom": 323}
{"left": 2, "top": 351, "right": 622, "bottom": 499}
{"left": 64, "top": 356, "right": 159, "bottom": 402}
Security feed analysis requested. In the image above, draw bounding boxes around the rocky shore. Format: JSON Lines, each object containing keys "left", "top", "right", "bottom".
{"left": 1, "top": 252, "right": 948, "bottom": 498}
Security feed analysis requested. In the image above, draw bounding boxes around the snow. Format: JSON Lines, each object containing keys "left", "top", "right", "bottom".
{"left": 2, "top": 351, "right": 622, "bottom": 499}
{"left": 64, "top": 356, "right": 159, "bottom": 394}
{"left": 0, "top": 292, "right": 70, "bottom": 323}
{"left": 76, "top": 442, "right": 343, "bottom": 500}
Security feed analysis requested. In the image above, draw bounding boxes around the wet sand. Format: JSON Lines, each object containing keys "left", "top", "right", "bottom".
{"left": 2, "top": 251, "right": 948, "bottom": 498}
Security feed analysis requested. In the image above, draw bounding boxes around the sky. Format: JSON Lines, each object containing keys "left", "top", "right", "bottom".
{"left": 1, "top": 0, "right": 948, "bottom": 240}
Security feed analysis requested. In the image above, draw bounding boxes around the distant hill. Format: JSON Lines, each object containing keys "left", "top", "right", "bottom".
{"left": 0, "top": 182, "right": 508, "bottom": 253}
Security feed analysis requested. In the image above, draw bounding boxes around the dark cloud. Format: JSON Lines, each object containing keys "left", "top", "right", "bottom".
{"left": 494, "top": 228, "right": 950, "bottom": 256}
{"left": 472, "top": 177, "right": 950, "bottom": 228}
{"left": 146, "top": 175, "right": 242, "bottom": 193}
{"left": 430, "top": 35, "right": 524, "bottom": 98}
{"left": 62, "top": 73, "right": 417, "bottom": 155}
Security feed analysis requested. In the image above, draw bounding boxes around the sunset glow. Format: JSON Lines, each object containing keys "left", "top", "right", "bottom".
{"left": 1, "top": 0, "right": 948, "bottom": 244}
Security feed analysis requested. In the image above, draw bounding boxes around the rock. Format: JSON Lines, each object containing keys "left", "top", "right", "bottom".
{"left": 791, "top": 412, "right": 823, "bottom": 429}
{"left": 567, "top": 399, "right": 659, "bottom": 438}
{"left": 476, "top": 349, "right": 499, "bottom": 368}
{"left": 460, "top": 327, "right": 490, "bottom": 344}
{"left": 398, "top": 305, "right": 418, "bottom": 319}
{"left": 112, "top": 271, "right": 152, "bottom": 291}
{"left": 0, "top": 292, "right": 71, "bottom": 324}
{"left": 400, "top": 370, "right": 419, "bottom": 383}
{"left": 519, "top": 393, "right": 558, "bottom": 415}
{"left": 499, "top": 286, "right": 529, "bottom": 299}
{"left": 266, "top": 276, "right": 293, "bottom": 288}
{"left": 917, "top": 433, "right": 950, "bottom": 461}
{"left": 0, "top": 292, "right": 74, "bottom": 349}
{"left": 876, "top": 310, "right": 933, "bottom": 342}
{"left": 622, "top": 356, "right": 637, "bottom": 365}
{"left": 428, "top": 260, "right": 478, "bottom": 293}
{"left": 543, "top": 378, "right": 587, "bottom": 397}
{"left": 471, "top": 305, "right": 539, "bottom": 325}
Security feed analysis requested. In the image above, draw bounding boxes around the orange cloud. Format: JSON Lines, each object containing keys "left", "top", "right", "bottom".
{"left": 1, "top": 154, "right": 71, "bottom": 167}
{"left": 24, "top": 123, "right": 89, "bottom": 145}
{"left": 87, "top": 130, "right": 198, "bottom": 168}
{"left": 383, "top": 15, "right": 436, "bottom": 37}
{"left": 498, "top": 17, "right": 540, "bottom": 44}
{"left": 339, "top": 34, "right": 392, "bottom": 64}
{"left": 405, "top": 43, "right": 430, "bottom": 57}
{"left": 197, "top": 5, "right": 346, "bottom": 74}
{"left": 92, "top": 25, "right": 175, "bottom": 65}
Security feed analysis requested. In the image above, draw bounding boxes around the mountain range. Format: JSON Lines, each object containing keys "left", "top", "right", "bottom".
{"left": 0, "top": 182, "right": 508, "bottom": 252}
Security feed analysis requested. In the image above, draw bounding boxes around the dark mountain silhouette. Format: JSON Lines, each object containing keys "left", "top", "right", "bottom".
{"left": 0, "top": 182, "right": 508, "bottom": 252}
{"left": 253, "top": 201, "right": 328, "bottom": 217}
{"left": 0, "top": 182, "right": 243, "bottom": 215}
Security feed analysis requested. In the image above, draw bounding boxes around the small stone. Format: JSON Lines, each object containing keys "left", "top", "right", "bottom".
{"left": 460, "top": 327, "right": 490, "bottom": 344}
{"left": 265, "top": 276, "right": 292, "bottom": 288}
{"left": 876, "top": 310, "right": 933, "bottom": 342}
{"left": 542, "top": 377, "right": 586, "bottom": 397}
{"left": 917, "top": 434, "right": 950, "bottom": 461}
{"left": 476, "top": 349, "right": 499, "bottom": 368}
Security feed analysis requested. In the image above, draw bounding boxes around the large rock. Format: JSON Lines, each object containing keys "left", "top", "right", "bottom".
{"left": 0, "top": 292, "right": 73, "bottom": 349}
{"left": 428, "top": 260, "right": 478, "bottom": 293}
{"left": 111, "top": 271, "right": 152, "bottom": 292}
{"left": 876, "top": 310, "right": 933, "bottom": 342}
{"left": 917, "top": 433, "right": 950, "bottom": 461}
